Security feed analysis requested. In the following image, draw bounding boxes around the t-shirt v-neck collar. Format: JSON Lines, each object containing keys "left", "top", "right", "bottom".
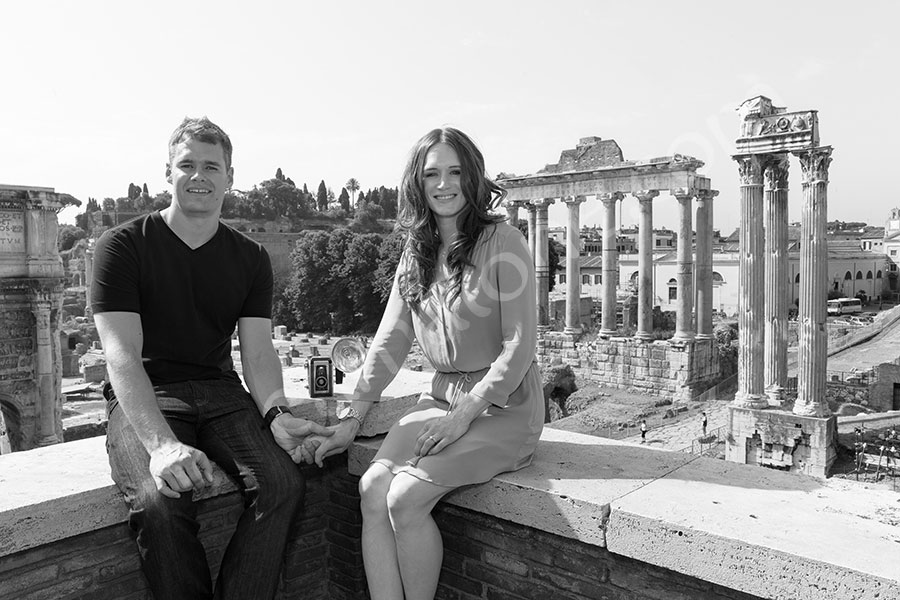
{"left": 152, "top": 211, "right": 221, "bottom": 251}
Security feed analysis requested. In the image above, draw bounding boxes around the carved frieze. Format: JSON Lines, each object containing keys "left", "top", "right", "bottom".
{"left": 796, "top": 147, "right": 833, "bottom": 185}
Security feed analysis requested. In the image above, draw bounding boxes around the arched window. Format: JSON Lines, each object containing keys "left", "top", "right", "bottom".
{"left": 866, "top": 271, "right": 874, "bottom": 279}
{"left": 844, "top": 271, "right": 852, "bottom": 280}
{"left": 582, "top": 274, "right": 590, "bottom": 285}
{"left": 630, "top": 271, "right": 639, "bottom": 283}
{"left": 794, "top": 273, "right": 801, "bottom": 283}
{"left": 856, "top": 271, "right": 863, "bottom": 280}
{"left": 712, "top": 271, "right": 724, "bottom": 284}
{"left": 594, "top": 274, "right": 602, "bottom": 284}
{"left": 667, "top": 278, "right": 677, "bottom": 301}
{"left": 877, "top": 270, "right": 883, "bottom": 279}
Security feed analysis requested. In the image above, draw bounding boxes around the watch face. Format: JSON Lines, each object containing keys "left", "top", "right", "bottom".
{"left": 338, "top": 407, "right": 350, "bottom": 419}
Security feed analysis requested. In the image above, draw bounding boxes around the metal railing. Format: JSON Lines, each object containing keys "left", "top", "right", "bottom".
{"left": 676, "top": 425, "right": 726, "bottom": 456}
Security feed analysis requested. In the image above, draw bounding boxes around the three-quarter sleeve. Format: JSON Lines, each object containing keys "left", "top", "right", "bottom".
{"left": 467, "top": 229, "right": 537, "bottom": 407}
{"left": 353, "top": 259, "right": 416, "bottom": 404}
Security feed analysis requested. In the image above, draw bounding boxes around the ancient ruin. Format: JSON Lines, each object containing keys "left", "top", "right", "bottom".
{"left": 497, "top": 137, "right": 720, "bottom": 401}
{"left": 727, "top": 96, "right": 837, "bottom": 477}
{"left": 0, "top": 185, "right": 66, "bottom": 451}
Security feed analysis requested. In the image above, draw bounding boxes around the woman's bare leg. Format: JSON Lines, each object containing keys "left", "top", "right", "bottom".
{"left": 386, "top": 472, "right": 452, "bottom": 600}
{"left": 360, "top": 463, "right": 404, "bottom": 600}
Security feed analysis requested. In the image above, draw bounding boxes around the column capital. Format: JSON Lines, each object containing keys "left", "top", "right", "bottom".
{"left": 696, "top": 189, "right": 719, "bottom": 202}
{"left": 503, "top": 199, "right": 526, "bottom": 209}
{"left": 793, "top": 146, "right": 833, "bottom": 185}
{"left": 671, "top": 187, "right": 697, "bottom": 200}
{"left": 734, "top": 154, "right": 766, "bottom": 186}
{"left": 532, "top": 197, "right": 556, "bottom": 209}
{"left": 763, "top": 155, "right": 790, "bottom": 191}
{"left": 632, "top": 190, "right": 660, "bottom": 203}
{"left": 599, "top": 191, "right": 624, "bottom": 205}
{"left": 562, "top": 195, "right": 586, "bottom": 206}
{"left": 524, "top": 201, "right": 537, "bottom": 212}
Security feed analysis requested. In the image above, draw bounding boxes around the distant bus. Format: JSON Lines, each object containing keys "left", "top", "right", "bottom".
{"left": 827, "top": 298, "right": 862, "bottom": 316}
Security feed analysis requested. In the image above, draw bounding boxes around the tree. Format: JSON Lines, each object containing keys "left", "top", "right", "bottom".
{"left": 373, "top": 229, "right": 406, "bottom": 302}
{"left": 58, "top": 224, "right": 87, "bottom": 252}
{"left": 283, "top": 231, "right": 334, "bottom": 331}
{"left": 275, "top": 167, "right": 284, "bottom": 181}
{"left": 349, "top": 201, "right": 384, "bottom": 233}
{"left": 102, "top": 198, "right": 116, "bottom": 211}
{"left": 316, "top": 180, "right": 328, "bottom": 212}
{"left": 152, "top": 191, "right": 172, "bottom": 211}
{"left": 345, "top": 178, "right": 360, "bottom": 206}
{"left": 338, "top": 188, "right": 351, "bottom": 212}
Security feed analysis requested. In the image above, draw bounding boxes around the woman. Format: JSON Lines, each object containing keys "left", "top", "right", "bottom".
{"left": 310, "top": 127, "right": 543, "bottom": 600}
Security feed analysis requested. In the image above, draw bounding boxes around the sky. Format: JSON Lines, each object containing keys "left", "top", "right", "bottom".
{"left": 3, "top": 1, "right": 899, "bottom": 235}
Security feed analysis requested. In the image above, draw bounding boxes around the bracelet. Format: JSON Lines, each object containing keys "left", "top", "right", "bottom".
{"left": 262, "top": 405, "right": 291, "bottom": 429}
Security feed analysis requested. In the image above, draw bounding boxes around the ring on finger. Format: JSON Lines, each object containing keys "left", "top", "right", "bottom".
{"left": 427, "top": 435, "right": 437, "bottom": 444}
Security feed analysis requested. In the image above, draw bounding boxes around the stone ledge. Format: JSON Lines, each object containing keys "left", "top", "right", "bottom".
{"left": 2, "top": 413, "right": 898, "bottom": 600}
{"left": 350, "top": 427, "right": 899, "bottom": 600}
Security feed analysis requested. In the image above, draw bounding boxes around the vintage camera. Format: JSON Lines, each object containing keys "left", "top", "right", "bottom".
{"left": 307, "top": 356, "right": 334, "bottom": 397}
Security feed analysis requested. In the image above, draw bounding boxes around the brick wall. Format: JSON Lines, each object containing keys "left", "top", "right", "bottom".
{"left": 0, "top": 464, "right": 333, "bottom": 600}
{"left": 320, "top": 471, "right": 765, "bottom": 600}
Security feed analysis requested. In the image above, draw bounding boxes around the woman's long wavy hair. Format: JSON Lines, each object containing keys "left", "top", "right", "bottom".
{"left": 397, "top": 127, "right": 506, "bottom": 308}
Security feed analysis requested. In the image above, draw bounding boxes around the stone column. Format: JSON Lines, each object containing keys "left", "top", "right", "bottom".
{"left": 794, "top": 147, "right": 833, "bottom": 417}
{"left": 562, "top": 196, "right": 585, "bottom": 334}
{"left": 533, "top": 198, "right": 555, "bottom": 328}
{"left": 694, "top": 189, "right": 718, "bottom": 340}
{"left": 84, "top": 240, "right": 95, "bottom": 319}
{"left": 505, "top": 200, "right": 520, "bottom": 229}
{"left": 33, "top": 299, "right": 60, "bottom": 445}
{"left": 764, "top": 156, "right": 790, "bottom": 405}
{"left": 672, "top": 189, "right": 695, "bottom": 342}
{"left": 526, "top": 202, "right": 537, "bottom": 261}
{"left": 634, "top": 190, "right": 659, "bottom": 340}
{"left": 600, "top": 192, "right": 623, "bottom": 336}
{"left": 563, "top": 196, "right": 586, "bottom": 334}
{"left": 733, "top": 155, "right": 768, "bottom": 408}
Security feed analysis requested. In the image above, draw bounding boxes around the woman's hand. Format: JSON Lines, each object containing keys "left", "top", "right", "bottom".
{"left": 415, "top": 397, "right": 489, "bottom": 457}
{"left": 307, "top": 420, "right": 359, "bottom": 467}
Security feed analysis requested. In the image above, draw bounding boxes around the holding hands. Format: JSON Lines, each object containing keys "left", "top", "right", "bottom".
{"left": 270, "top": 413, "right": 334, "bottom": 464}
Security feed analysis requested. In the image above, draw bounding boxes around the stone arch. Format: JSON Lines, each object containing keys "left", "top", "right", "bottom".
{"left": 867, "top": 271, "right": 874, "bottom": 279}
{"left": 844, "top": 271, "right": 853, "bottom": 281}
{"left": 856, "top": 271, "right": 863, "bottom": 280}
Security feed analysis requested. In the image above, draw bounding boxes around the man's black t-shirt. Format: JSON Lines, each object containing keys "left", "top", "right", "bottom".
{"left": 91, "top": 211, "right": 273, "bottom": 385}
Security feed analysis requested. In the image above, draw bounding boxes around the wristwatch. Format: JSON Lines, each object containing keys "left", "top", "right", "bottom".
{"left": 262, "top": 405, "right": 291, "bottom": 429}
{"left": 337, "top": 406, "right": 363, "bottom": 427}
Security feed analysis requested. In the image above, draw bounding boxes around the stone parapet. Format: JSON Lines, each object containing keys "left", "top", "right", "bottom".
{"left": 1, "top": 414, "right": 897, "bottom": 599}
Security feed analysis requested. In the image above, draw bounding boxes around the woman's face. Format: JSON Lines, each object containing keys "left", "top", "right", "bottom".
{"left": 422, "top": 143, "right": 467, "bottom": 221}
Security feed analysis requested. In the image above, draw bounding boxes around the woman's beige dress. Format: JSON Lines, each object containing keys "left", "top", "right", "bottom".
{"left": 354, "top": 222, "right": 543, "bottom": 487}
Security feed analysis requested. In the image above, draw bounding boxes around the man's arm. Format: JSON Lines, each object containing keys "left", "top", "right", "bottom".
{"left": 94, "top": 312, "right": 214, "bottom": 498}
{"left": 237, "top": 317, "right": 332, "bottom": 462}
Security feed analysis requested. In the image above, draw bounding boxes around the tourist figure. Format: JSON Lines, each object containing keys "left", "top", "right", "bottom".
{"left": 91, "top": 117, "right": 331, "bottom": 600}
{"left": 305, "top": 127, "right": 543, "bottom": 600}
{"left": 701, "top": 412, "right": 708, "bottom": 437}
{"left": 640, "top": 420, "right": 648, "bottom": 443}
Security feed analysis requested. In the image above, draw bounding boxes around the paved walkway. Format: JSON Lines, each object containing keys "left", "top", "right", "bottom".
{"left": 622, "top": 400, "right": 732, "bottom": 451}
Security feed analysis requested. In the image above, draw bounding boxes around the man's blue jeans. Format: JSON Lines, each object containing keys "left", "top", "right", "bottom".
{"left": 105, "top": 378, "right": 305, "bottom": 600}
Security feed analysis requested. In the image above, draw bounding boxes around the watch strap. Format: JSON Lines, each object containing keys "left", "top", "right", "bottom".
{"left": 339, "top": 406, "right": 363, "bottom": 427}
{"left": 263, "top": 405, "right": 291, "bottom": 429}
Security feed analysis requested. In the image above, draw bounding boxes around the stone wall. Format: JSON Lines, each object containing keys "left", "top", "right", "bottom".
{"left": 538, "top": 332, "right": 720, "bottom": 401}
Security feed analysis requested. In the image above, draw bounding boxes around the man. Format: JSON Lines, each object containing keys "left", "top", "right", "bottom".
{"left": 92, "top": 116, "right": 330, "bottom": 600}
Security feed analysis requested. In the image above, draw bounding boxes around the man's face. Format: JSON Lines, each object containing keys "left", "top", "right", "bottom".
{"left": 166, "top": 138, "right": 233, "bottom": 218}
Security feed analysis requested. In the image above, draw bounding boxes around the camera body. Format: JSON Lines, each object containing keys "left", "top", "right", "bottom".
{"left": 307, "top": 356, "right": 334, "bottom": 397}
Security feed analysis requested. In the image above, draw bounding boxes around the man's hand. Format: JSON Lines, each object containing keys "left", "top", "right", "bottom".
{"left": 270, "top": 415, "right": 333, "bottom": 464}
{"left": 149, "top": 442, "right": 215, "bottom": 498}
{"left": 308, "top": 420, "right": 359, "bottom": 467}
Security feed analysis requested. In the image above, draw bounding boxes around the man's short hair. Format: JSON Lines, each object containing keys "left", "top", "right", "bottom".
{"left": 168, "top": 116, "right": 233, "bottom": 170}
